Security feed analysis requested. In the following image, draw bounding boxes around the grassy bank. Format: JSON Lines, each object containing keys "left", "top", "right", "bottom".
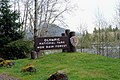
{"left": 0, "top": 52, "right": 120, "bottom": 80}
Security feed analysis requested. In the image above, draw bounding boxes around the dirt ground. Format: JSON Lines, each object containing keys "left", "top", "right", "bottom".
{"left": 0, "top": 73, "right": 21, "bottom": 80}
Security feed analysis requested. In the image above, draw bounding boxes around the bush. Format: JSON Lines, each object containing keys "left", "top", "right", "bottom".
{"left": 3, "top": 40, "right": 33, "bottom": 59}
{"left": 21, "top": 64, "right": 36, "bottom": 73}
{"left": 0, "top": 58, "right": 15, "bottom": 68}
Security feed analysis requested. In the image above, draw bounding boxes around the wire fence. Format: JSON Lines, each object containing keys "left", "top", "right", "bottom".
{"left": 77, "top": 42, "right": 120, "bottom": 59}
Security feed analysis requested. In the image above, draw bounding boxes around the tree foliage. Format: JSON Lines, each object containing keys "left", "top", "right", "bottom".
{"left": 0, "top": 0, "right": 23, "bottom": 37}
{"left": 3, "top": 40, "right": 33, "bottom": 59}
{"left": 78, "top": 26, "right": 120, "bottom": 49}
{"left": 0, "top": 0, "right": 24, "bottom": 58}
{"left": 92, "top": 26, "right": 120, "bottom": 42}
{"left": 0, "top": 0, "right": 24, "bottom": 46}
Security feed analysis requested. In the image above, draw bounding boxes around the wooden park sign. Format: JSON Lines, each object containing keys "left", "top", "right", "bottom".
{"left": 34, "top": 29, "right": 78, "bottom": 53}
{"left": 35, "top": 36, "right": 69, "bottom": 51}
{"left": 31, "top": 30, "right": 78, "bottom": 59}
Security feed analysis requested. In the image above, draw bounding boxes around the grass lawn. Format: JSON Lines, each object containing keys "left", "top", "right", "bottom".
{"left": 0, "top": 52, "right": 120, "bottom": 80}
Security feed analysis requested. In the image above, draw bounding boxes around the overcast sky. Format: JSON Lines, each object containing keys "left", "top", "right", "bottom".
{"left": 64, "top": 0, "right": 117, "bottom": 33}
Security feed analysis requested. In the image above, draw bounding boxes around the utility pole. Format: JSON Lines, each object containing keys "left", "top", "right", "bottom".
{"left": 34, "top": 0, "right": 38, "bottom": 50}
{"left": 31, "top": 0, "right": 38, "bottom": 59}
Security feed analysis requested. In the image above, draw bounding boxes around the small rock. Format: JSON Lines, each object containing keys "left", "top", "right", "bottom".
{"left": 47, "top": 71, "right": 68, "bottom": 80}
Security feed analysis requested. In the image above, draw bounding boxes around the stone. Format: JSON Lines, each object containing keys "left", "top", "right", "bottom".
{"left": 47, "top": 71, "right": 68, "bottom": 80}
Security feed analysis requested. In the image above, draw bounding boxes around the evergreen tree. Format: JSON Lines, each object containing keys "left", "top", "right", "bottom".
{"left": 108, "top": 25, "right": 112, "bottom": 32}
{"left": 93, "top": 27, "right": 97, "bottom": 33}
{"left": 115, "top": 26, "right": 119, "bottom": 31}
{"left": 0, "top": 0, "right": 24, "bottom": 47}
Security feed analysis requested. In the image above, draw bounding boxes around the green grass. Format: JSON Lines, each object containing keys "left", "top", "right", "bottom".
{"left": 0, "top": 52, "right": 120, "bottom": 80}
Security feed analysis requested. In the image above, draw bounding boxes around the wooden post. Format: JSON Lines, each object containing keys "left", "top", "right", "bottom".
{"left": 69, "top": 31, "right": 76, "bottom": 52}
{"left": 65, "top": 29, "right": 70, "bottom": 36}
{"left": 119, "top": 43, "right": 120, "bottom": 59}
{"left": 61, "top": 33, "right": 66, "bottom": 52}
{"left": 31, "top": 51, "right": 37, "bottom": 59}
{"left": 65, "top": 29, "right": 70, "bottom": 52}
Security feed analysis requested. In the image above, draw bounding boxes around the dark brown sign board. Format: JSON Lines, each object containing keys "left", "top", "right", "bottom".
{"left": 35, "top": 36, "right": 69, "bottom": 51}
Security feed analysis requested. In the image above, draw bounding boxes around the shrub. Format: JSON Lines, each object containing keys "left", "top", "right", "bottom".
{"left": 0, "top": 58, "right": 15, "bottom": 68}
{"left": 3, "top": 40, "right": 33, "bottom": 59}
{"left": 21, "top": 64, "right": 36, "bottom": 73}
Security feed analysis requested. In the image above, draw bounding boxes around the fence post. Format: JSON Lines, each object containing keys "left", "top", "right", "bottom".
{"left": 118, "top": 43, "right": 120, "bottom": 59}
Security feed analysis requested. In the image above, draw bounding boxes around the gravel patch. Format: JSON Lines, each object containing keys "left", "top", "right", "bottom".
{"left": 0, "top": 73, "right": 21, "bottom": 80}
